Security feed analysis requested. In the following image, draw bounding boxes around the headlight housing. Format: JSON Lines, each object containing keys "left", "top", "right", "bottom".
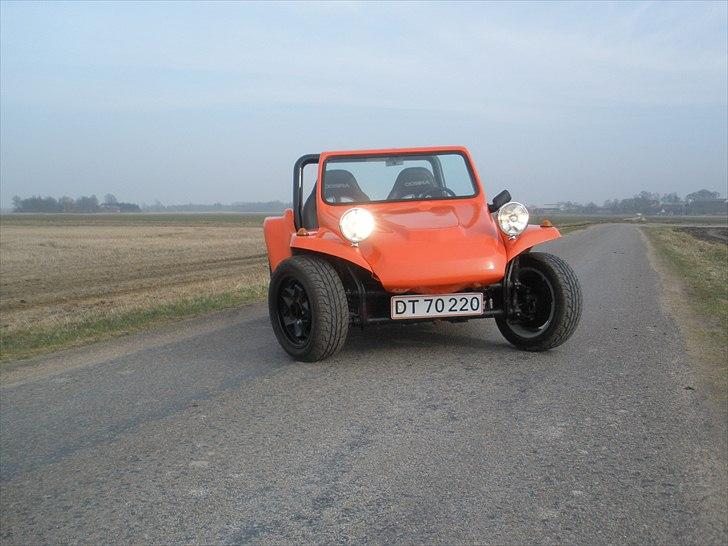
{"left": 339, "top": 207, "right": 375, "bottom": 244}
{"left": 496, "top": 202, "right": 529, "bottom": 238}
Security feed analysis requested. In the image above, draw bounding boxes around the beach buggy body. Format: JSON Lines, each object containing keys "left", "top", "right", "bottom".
{"left": 263, "top": 146, "right": 582, "bottom": 361}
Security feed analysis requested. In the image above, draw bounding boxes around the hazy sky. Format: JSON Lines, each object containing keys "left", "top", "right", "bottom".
{"left": 1, "top": 1, "right": 726, "bottom": 206}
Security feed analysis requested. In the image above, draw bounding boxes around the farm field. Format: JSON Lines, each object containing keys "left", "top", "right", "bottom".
{"left": 0, "top": 213, "right": 269, "bottom": 362}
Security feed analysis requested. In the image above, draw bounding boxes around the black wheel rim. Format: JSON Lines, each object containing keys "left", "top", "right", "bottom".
{"left": 277, "top": 277, "right": 312, "bottom": 347}
{"left": 508, "top": 266, "right": 555, "bottom": 338}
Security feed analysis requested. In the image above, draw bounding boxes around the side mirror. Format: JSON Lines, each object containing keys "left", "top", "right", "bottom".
{"left": 488, "top": 189, "right": 511, "bottom": 213}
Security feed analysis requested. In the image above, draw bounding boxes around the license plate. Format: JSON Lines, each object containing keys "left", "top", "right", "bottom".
{"left": 390, "top": 292, "right": 484, "bottom": 320}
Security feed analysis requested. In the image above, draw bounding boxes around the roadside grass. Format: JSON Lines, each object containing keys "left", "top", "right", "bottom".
{"left": 643, "top": 215, "right": 728, "bottom": 226}
{"left": 533, "top": 213, "right": 727, "bottom": 230}
{"left": 530, "top": 215, "right": 607, "bottom": 234}
{"left": 554, "top": 222, "right": 598, "bottom": 234}
{"left": 643, "top": 226, "right": 727, "bottom": 350}
{"left": 533, "top": 213, "right": 727, "bottom": 235}
{"left": 0, "top": 283, "right": 267, "bottom": 363}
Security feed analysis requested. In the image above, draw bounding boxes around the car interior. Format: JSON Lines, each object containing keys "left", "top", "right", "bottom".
{"left": 301, "top": 163, "right": 449, "bottom": 230}
{"left": 302, "top": 170, "right": 371, "bottom": 229}
{"left": 386, "top": 167, "right": 439, "bottom": 200}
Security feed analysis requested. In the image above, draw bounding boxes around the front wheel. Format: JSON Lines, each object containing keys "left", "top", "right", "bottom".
{"left": 496, "top": 252, "right": 582, "bottom": 351}
{"left": 268, "top": 255, "right": 349, "bottom": 362}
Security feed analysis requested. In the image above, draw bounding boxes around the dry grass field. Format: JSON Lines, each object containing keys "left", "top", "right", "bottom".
{"left": 0, "top": 213, "right": 269, "bottom": 361}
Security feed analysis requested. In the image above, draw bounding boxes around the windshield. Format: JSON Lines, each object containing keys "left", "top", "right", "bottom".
{"left": 322, "top": 152, "right": 477, "bottom": 204}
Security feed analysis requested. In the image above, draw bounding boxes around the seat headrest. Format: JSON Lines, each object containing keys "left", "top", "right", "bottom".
{"left": 387, "top": 167, "right": 437, "bottom": 200}
{"left": 323, "top": 169, "right": 370, "bottom": 203}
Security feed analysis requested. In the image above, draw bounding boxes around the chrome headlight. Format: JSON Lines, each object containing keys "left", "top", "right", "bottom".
{"left": 339, "top": 207, "right": 375, "bottom": 244}
{"left": 497, "top": 202, "right": 529, "bottom": 238}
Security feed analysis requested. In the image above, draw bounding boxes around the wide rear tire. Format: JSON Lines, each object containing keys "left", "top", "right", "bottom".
{"left": 496, "top": 252, "right": 582, "bottom": 351}
{"left": 268, "top": 255, "right": 349, "bottom": 362}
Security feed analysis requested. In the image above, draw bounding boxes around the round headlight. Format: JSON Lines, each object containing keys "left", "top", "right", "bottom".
{"left": 339, "top": 207, "right": 375, "bottom": 244}
{"left": 496, "top": 202, "right": 529, "bottom": 238}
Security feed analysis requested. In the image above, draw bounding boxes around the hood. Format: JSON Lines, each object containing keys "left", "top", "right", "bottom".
{"left": 357, "top": 202, "right": 508, "bottom": 293}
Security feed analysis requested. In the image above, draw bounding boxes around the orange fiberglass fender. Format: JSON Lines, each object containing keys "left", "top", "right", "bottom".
{"left": 263, "top": 209, "right": 295, "bottom": 271}
{"left": 503, "top": 225, "right": 561, "bottom": 262}
{"left": 290, "top": 228, "right": 373, "bottom": 272}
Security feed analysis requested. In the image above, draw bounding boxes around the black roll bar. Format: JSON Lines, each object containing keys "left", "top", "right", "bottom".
{"left": 293, "top": 154, "right": 320, "bottom": 230}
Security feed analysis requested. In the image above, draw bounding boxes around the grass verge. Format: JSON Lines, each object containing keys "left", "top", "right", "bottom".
{"left": 0, "top": 283, "right": 267, "bottom": 363}
{"left": 530, "top": 216, "right": 602, "bottom": 235}
{"left": 643, "top": 227, "right": 727, "bottom": 349}
{"left": 556, "top": 222, "right": 596, "bottom": 234}
{"left": 643, "top": 226, "right": 727, "bottom": 408}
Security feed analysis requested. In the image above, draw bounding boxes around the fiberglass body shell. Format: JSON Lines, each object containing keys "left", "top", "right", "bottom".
{"left": 264, "top": 146, "right": 560, "bottom": 294}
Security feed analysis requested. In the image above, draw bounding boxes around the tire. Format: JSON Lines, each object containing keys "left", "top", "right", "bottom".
{"left": 268, "top": 254, "right": 349, "bottom": 362}
{"left": 496, "top": 252, "right": 582, "bottom": 351}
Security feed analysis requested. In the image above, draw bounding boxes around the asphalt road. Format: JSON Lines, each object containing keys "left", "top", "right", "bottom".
{"left": 1, "top": 224, "right": 726, "bottom": 544}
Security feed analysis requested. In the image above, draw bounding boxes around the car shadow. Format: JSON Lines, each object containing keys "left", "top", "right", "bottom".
{"left": 340, "top": 320, "right": 514, "bottom": 357}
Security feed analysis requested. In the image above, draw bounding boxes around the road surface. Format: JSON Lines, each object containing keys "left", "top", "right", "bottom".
{"left": 1, "top": 224, "right": 726, "bottom": 544}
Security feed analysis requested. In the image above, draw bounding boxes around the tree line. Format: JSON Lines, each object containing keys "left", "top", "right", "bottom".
{"left": 10, "top": 195, "right": 290, "bottom": 214}
{"left": 11, "top": 189, "right": 724, "bottom": 215}
{"left": 11, "top": 194, "right": 140, "bottom": 213}
{"left": 142, "top": 200, "right": 291, "bottom": 213}
{"left": 538, "top": 189, "right": 725, "bottom": 215}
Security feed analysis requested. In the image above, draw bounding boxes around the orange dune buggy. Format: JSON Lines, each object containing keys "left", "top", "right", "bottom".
{"left": 264, "top": 146, "right": 582, "bottom": 361}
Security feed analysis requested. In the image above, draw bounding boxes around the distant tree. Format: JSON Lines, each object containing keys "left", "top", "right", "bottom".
{"left": 583, "top": 202, "right": 598, "bottom": 213}
{"left": 11, "top": 194, "right": 142, "bottom": 213}
{"left": 104, "top": 193, "right": 118, "bottom": 205}
{"left": 618, "top": 197, "right": 635, "bottom": 213}
{"left": 75, "top": 195, "right": 100, "bottom": 212}
{"left": 117, "top": 202, "right": 141, "bottom": 212}
{"left": 661, "top": 192, "right": 682, "bottom": 204}
{"left": 59, "top": 196, "right": 76, "bottom": 212}
{"left": 685, "top": 189, "right": 720, "bottom": 202}
{"left": 625, "top": 191, "right": 661, "bottom": 214}
{"left": 13, "top": 195, "right": 61, "bottom": 212}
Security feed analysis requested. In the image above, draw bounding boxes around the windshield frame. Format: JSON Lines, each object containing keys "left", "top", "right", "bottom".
{"left": 320, "top": 150, "right": 480, "bottom": 206}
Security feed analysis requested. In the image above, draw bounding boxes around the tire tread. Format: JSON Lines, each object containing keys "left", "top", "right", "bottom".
{"left": 496, "top": 252, "right": 582, "bottom": 351}
{"left": 268, "top": 254, "right": 349, "bottom": 361}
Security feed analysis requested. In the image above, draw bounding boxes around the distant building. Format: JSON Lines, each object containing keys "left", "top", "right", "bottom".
{"left": 658, "top": 203, "right": 686, "bottom": 215}
{"left": 541, "top": 202, "right": 581, "bottom": 213}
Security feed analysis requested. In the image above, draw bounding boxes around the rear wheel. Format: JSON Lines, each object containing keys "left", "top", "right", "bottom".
{"left": 496, "top": 252, "right": 582, "bottom": 351}
{"left": 268, "top": 255, "right": 349, "bottom": 361}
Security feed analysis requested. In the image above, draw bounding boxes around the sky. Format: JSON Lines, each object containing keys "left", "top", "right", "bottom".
{"left": 1, "top": 0, "right": 726, "bottom": 207}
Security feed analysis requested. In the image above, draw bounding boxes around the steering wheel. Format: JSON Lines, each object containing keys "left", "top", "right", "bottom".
{"left": 420, "top": 187, "right": 457, "bottom": 199}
